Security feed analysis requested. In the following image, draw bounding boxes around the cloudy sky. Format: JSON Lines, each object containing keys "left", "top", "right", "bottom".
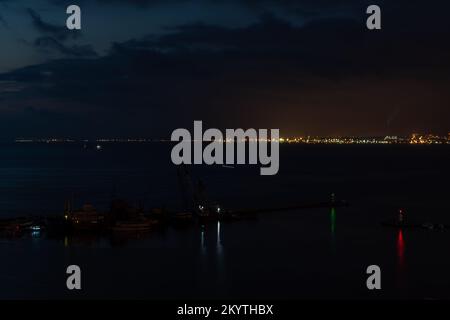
{"left": 0, "top": 0, "right": 449, "bottom": 140}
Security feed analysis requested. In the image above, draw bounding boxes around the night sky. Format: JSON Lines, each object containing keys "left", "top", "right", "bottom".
{"left": 0, "top": 0, "right": 449, "bottom": 140}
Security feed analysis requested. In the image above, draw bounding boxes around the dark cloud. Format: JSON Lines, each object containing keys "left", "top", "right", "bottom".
{"left": 34, "top": 36, "right": 98, "bottom": 57}
{"left": 108, "top": 11, "right": 450, "bottom": 77}
{"left": 25, "top": 8, "right": 96, "bottom": 58}
{"left": 27, "top": 8, "right": 80, "bottom": 41}
{"left": 0, "top": 13, "right": 8, "bottom": 28}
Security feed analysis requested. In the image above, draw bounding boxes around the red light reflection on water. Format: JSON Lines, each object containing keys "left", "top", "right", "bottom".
{"left": 396, "top": 229, "right": 406, "bottom": 289}
{"left": 397, "top": 229, "right": 405, "bottom": 267}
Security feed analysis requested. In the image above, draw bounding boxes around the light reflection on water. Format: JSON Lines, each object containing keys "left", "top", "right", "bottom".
{"left": 397, "top": 229, "right": 405, "bottom": 267}
{"left": 200, "top": 225, "right": 206, "bottom": 252}
{"left": 396, "top": 229, "right": 406, "bottom": 288}
{"left": 216, "top": 221, "right": 225, "bottom": 289}
{"left": 330, "top": 207, "right": 336, "bottom": 253}
{"left": 196, "top": 222, "right": 226, "bottom": 293}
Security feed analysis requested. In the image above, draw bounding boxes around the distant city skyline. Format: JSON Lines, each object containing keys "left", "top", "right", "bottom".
{"left": 14, "top": 132, "right": 450, "bottom": 145}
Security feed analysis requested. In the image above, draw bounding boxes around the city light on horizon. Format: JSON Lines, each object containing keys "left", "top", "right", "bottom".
{"left": 14, "top": 133, "right": 450, "bottom": 145}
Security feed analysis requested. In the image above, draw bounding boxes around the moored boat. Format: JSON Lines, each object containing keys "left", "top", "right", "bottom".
{"left": 66, "top": 204, "right": 107, "bottom": 232}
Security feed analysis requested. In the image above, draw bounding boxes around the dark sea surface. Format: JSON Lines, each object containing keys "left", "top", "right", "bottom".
{"left": 0, "top": 143, "right": 449, "bottom": 299}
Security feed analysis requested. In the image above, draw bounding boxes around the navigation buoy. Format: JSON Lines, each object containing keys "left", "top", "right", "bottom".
{"left": 399, "top": 209, "right": 404, "bottom": 223}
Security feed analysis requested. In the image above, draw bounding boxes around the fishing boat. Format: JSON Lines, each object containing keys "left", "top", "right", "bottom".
{"left": 0, "top": 217, "right": 36, "bottom": 236}
{"left": 67, "top": 204, "right": 107, "bottom": 232}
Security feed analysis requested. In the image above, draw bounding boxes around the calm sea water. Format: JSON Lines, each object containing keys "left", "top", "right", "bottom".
{"left": 0, "top": 143, "right": 449, "bottom": 299}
